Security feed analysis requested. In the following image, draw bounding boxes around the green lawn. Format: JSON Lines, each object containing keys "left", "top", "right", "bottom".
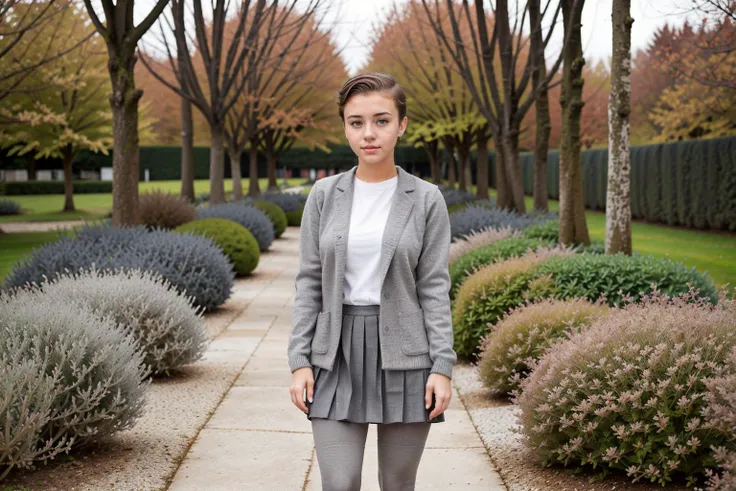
{"left": 0, "top": 178, "right": 307, "bottom": 223}
{"left": 2, "top": 181, "right": 734, "bottom": 295}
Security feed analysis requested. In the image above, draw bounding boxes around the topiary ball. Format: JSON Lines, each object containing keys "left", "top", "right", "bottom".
{"left": 36, "top": 268, "right": 210, "bottom": 376}
{"left": 518, "top": 293, "right": 736, "bottom": 486}
{"left": 285, "top": 207, "right": 303, "bottom": 226}
{"left": 0, "top": 289, "right": 149, "bottom": 457}
{"left": 259, "top": 192, "right": 306, "bottom": 226}
{"left": 478, "top": 298, "right": 609, "bottom": 396}
{"left": 175, "top": 218, "right": 260, "bottom": 276}
{"left": 238, "top": 199, "right": 288, "bottom": 238}
{"left": 196, "top": 203, "right": 274, "bottom": 252}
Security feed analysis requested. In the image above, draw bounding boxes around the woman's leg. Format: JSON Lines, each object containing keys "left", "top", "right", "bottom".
{"left": 311, "top": 418, "right": 369, "bottom": 491}
{"left": 376, "top": 422, "right": 431, "bottom": 491}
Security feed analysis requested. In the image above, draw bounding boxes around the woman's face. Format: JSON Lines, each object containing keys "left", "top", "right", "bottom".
{"left": 343, "top": 91, "right": 408, "bottom": 167}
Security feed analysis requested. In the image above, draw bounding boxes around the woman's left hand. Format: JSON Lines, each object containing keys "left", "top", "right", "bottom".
{"left": 425, "top": 373, "right": 452, "bottom": 420}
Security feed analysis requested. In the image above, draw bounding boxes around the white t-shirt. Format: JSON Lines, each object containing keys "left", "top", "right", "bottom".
{"left": 343, "top": 174, "right": 398, "bottom": 305}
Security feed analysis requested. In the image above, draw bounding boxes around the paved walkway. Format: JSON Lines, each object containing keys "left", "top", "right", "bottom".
{"left": 0, "top": 220, "right": 87, "bottom": 233}
{"left": 167, "top": 227, "right": 506, "bottom": 490}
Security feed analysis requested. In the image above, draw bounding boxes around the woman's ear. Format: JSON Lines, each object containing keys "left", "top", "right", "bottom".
{"left": 399, "top": 116, "right": 408, "bottom": 137}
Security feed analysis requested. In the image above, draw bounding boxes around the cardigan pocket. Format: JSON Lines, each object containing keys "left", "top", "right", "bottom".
{"left": 399, "top": 308, "right": 430, "bottom": 356}
{"left": 310, "top": 311, "right": 331, "bottom": 354}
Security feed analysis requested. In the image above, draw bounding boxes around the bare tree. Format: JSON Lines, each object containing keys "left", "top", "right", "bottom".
{"left": 558, "top": 0, "right": 590, "bottom": 245}
{"left": 529, "top": 0, "right": 551, "bottom": 211}
{"left": 225, "top": 5, "right": 330, "bottom": 199}
{"left": 606, "top": 0, "right": 633, "bottom": 254}
{"left": 82, "top": 0, "right": 170, "bottom": 226}
{"left": 421, "top": 0, "right": 567, "bottom": 213}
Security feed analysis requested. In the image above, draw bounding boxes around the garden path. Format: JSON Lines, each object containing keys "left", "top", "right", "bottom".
{"left": 166, "top": 226, "right": 506, "bottom": 490}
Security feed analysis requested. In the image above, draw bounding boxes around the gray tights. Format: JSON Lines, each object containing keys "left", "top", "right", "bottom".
{"left": 311, "top": 418, "right": 431, "bottom": 491}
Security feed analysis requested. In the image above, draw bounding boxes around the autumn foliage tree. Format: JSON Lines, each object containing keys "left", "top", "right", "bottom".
{"left": 0, "top": 3, "right": 112, "bottom": 213}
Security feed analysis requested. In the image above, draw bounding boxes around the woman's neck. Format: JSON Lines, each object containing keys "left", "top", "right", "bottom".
{"left": 355, "top": 161, "right": 398, "bottom": 183}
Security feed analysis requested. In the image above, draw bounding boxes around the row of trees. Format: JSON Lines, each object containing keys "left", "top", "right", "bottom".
{"left": 0, "top": 0, "right": 732, "bottom": 253}
{"left": 0, "top": 0, "right": 346, "bottom": 219}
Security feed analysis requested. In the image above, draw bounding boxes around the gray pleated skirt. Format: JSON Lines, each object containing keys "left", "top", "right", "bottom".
{"left": 306, "top": 304, "right": 444, "bottom": 424}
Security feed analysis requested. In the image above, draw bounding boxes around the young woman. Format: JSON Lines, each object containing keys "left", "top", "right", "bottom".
{"left": 288, "top": 72, "right": 457, "bottom": 491}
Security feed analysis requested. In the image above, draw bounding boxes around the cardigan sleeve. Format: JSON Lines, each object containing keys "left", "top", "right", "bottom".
{"left": 287, "top": 183, "right": 323, "bottom": 373}
{"left": 415, "top": 187, "right": 457, "bottom": 379}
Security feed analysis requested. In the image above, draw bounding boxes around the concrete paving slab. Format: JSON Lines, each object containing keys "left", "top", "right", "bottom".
{"left": 206, "top": 386, "right": 311, "bottom": 433}
{"left": 168, "top": 429, "right": 313, "bottom": 491}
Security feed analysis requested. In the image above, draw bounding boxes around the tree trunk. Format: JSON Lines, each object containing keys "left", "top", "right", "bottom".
{"left": 529, "top": 0, "right": 550, "bottom": 212}
{"left": 180, "top": 96, "right": 195, "bottom": 202}
{"left": 493, "top": 134, "right": 511, "bottom": 209}
{"left": 108, "top": 53, "right": 142, "bottom": 226}
{"left": 229, "top": 148, "right": 243, "bottom": 201}
{"left": 499, "top": 126, "right": 527, "bottom": 213}
{"left": 457, "top": 139, "right": 470, "bottom": 192}
{"left": 476, "top": 129, "right": 490, "bottom": 200}
{"left": 248, "top": 140, "right": 261, "bottom": 197}
{"left": 61, "top": 148, "right": 75, "bottom": 212}
{"left": 26, "top": 154, "right": 37, "bottom": 181}
{"left": 425, "top": 140, "right": 441, "bottom": 184}
{"left": 559, "top": 0, "right": 590, "bottom": 246}
{"left": 606, "top": 0, "right": 633, "bottom": 255}
{"left": 209, "top": 123, "right": 226, "bottom": 204}
{"left": 267, "top": 151, "right": 279, "bottom": 191}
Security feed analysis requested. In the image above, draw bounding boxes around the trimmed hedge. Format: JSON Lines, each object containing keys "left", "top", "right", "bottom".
{"left": 1, "top": 180, "right": 112, "bottom": 195}
{"left": 518, "top": 136, "right": 736, "bottom": 231}
{"left": 175, "top": 218, "right": 260, "bottom": 276}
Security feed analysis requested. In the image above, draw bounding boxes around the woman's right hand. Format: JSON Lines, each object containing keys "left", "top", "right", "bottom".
{"left": 290, "top": 367, "right": 314, "bottom": 413}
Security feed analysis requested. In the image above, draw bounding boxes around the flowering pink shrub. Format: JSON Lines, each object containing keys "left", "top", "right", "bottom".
{"left": 703, "top": 350, "right": 736, "bottom": 491}
{"left": 477, "top": 298, "right": 609, "bottom": 396}
{"left": 517, "top": 290, "right": 736, "bottom": 487}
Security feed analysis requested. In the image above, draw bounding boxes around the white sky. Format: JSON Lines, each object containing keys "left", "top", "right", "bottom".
{"left": 132, "top": 0, "right": 701, "bottom": 75}
{"left": 321, "top": 0, "right": 699, "bottom": 74}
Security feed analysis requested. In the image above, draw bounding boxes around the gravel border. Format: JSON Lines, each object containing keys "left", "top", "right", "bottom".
{"left": 453, "top": 362, "right": 690, "bottom": 491}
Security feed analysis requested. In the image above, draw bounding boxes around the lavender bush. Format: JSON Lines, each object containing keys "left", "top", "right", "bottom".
{"left": 4, "top": 224, "right": 234, "bottom": 311}
{"left": 196, "top": 203, "right": 274, "bottom": 252}
{"left": 0, "top": 290, "right": 149, "bottom": 478}
{"left": 450, "top": 204, "right": 555, "bottom": 240}
{"left": 703, "top": 349, "right": 736, "bottom": 490}
{"left": 36, "top": 269, "right": 209, "bottom": 376}
{"left": 517, "top": 290, "right": 736, "bottom": 487}
{"left": 0, "top": 199, "right": 21, "bottom": 215}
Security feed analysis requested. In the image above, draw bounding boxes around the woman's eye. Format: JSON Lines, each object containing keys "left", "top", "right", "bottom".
{"left": 377, "top": 119, "right": 388, "bottom": 125}
{"left": 350, "top": 121, "right": 362, "bottom": 127}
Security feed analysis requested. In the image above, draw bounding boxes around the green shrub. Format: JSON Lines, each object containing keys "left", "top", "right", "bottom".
{"left": 522, "top": 220, "right": 559, "bottom": 242}
{"left": 252, "top": 200, "right": 288, "bottom": 238}
{"left": 36, "top": 268, "right": 209, "bottom": 376}
{"left": 454, "top": 252, "right": 718, "bottom": 359}
{"left": 533, "top": 253, "right": 719, "bottom": 306}
{"left": 0, "top": 290, "right": 149, "bottom": 478}
{"left": 449, "top": 226, "right": 521, "bottom": 267}
{"left": 138, "top": 189, "right": 196, "bottom": 230}
{"left": 286, "top": 206, "right": 304, "bottom": 227}
{"left": 518, "top": 292, "right": 736, "bottom": 486}
{"left": 478, "top": 298, "right": 609, "bottom": 395}
{"left": 175, "top": 218, "right": 260, "bottom": 276}
{"left": 450, "top": 237, "right": 552, "bottom": 299}
{"left": 452, "top": 248, "right": 574, "bottom": 359}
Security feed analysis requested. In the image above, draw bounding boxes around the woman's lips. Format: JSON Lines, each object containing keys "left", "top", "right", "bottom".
{"left": 362, "top": 146, "right": 379, "bottom": 153}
